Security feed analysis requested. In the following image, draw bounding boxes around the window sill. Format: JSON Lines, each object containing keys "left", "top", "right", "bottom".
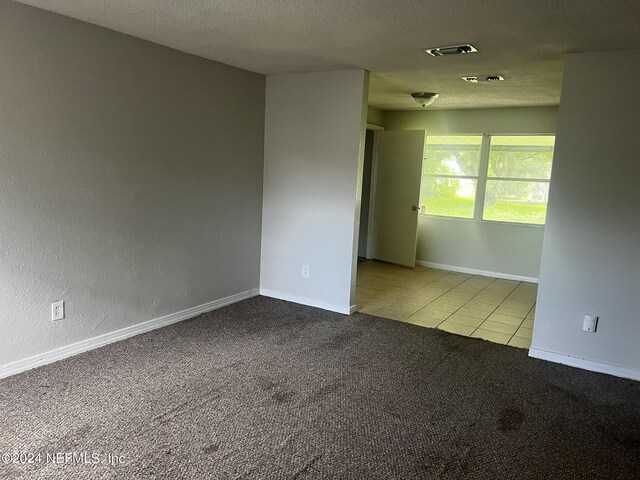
{"left": 418, "top": 214, "right": 546, "bottom": 228}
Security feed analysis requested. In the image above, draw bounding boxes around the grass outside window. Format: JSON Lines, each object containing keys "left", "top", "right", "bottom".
{"left": 420, "top": 135, "right": 555, "bottom": 225}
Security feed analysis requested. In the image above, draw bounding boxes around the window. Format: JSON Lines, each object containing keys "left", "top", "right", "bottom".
{"left": 420, "top": 135, "right": 482, "bottom": 219}
{"left": 483, "top": 136, "right": 555, "bottom": 224}
{"left": 420, "top": 134, "right": 555, "bottom": 225}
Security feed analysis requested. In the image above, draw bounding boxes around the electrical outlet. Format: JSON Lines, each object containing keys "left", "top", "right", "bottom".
{"left": 51, "top": 301, "right": 64, "bottom": 321}
{"left": 302, "top": 265, "right": 310, "bottom": 278}
{"left": 583, "top": 314, "right": 598, "bottom": 332}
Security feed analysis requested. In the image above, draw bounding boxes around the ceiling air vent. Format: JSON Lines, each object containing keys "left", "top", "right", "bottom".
{"left": 425, "top": 44, "right": 478, "bottom": 57}
{"left": 463, "top": 75, "right": 504, "bottom": 83}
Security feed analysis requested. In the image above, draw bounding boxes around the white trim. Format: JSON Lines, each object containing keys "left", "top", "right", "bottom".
{"left": 424, "top": 174, "right": 478, "bottom": 180}
{"left": 349, "top": 304, "right": 357, "bottom": 314}
{"left": 259, "top": 289, "right": 351, "bottom": 315}
{"left": 473, "top": 134, "right": 491, "bottom": 220}
{"left": 529, "top": 348, "right": 640, "bottom": 381}
{"left": 488, "top": 176, "right": 550, "bottom": 182}
{"left": 415, "top": 260, "right": 538, "bottom": 283}
{"left": 0, "top": 289, "right": 259, "bottom": 380}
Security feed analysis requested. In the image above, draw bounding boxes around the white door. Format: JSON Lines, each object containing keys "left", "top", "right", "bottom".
{"left": 371, "top": 130, "right": 425, "bottom": 267}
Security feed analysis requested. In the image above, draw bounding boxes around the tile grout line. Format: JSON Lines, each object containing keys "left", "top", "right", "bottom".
{"left": 356, "top": 265, "right": 459, "bottom": 315}
{"left": 357, "top": 265, "right": 451, "bottom": 304}
{"left": 429, "top": 275, "right": 500, "bottom": 329}
{"left": 506, "top": 301, "right": 537, "bottom": 346}
{"left": 381, "top": 269, "right": 471, "bottom": 315}
{"left": 409, "top": 271, "right": 485, "bottom": 323}
{"left": 417, "top": 276, "right": 524, "bottom": 329}
{"left": 432, "top": 275, "right": 508, "bottom": 328}
{"left": 494, "top": 283, "right": 535, "bottom": 345}
{"left": 468, "top": 280, "right": 523, "bottom": 340}
{"left": 506, "top": 284, "right": 537, "bottom": 344}
{"left": 360, "top": 268, "right": 474, "bottom": 322}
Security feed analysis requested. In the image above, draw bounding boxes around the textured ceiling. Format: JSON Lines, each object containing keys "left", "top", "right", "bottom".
{"left": 15, "top": 0, "right": 640, "bottom": 110}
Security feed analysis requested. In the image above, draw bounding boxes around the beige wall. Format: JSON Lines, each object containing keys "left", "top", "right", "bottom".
{"left": 367, "top": 106, "right": 385, "bottom": 127}
{"left": 261, "top": 70, "right": 368, "bottom": 313}
{"left": 384, "top": 107, "right": 557, "bottom": 133}
{"left": 0, "top": 2, "right": 265, "bottom": 367}
{"left": 383, "top": 107, "right": 558, "bottom": 279}
{"left": 532, "top": 51, "right": 640, "bottom": 378}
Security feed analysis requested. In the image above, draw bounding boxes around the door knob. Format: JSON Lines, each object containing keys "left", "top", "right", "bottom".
{"left": 411, "top": 205, "right": 417, "bottom": 211}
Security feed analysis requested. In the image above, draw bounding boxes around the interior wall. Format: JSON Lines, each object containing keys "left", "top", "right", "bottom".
{"left": 0, "top": 2, "right": 265, "bottom": 366}
{"left": 532, "top": 51, "right": 640, "bottom": 376}
{"left": 384, "top": 107, "right": 557, "bottom": 133}
{"left": 367, "top": 106, "right": 385, "bottom": 127}
{"left": 261, "top": 70, "right": 368, "bottom": 313}
{"left": 383, "top": 106, "right": 558, "bottom": 279}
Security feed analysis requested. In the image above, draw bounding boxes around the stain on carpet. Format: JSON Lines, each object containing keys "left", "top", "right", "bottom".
{"left": 202, "top": 443, "right": 220, "bottom": 454}
{"left": 499, "top": 407, "right": 526, "bottom": 432}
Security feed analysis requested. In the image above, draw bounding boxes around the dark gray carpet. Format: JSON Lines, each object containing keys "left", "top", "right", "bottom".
{"left": 1, "top": 296, "right": 639, "bottom": 479}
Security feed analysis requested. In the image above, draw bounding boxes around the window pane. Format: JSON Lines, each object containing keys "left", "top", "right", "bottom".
{"left": 424, "top": 135, "right": 482, "bottom": 176}
{"left": 483, "top": 180, "right": 550, "bottom": 224}
{"left": 488, "top": 136, "right": 554, "bottom": 179}
{"left": 420, "top": 177, "right": 477, "bottom": 219}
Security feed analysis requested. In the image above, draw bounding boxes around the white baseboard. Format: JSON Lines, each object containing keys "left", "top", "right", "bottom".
{"left": 0, "top": 288, "right": 259, "bottom": 380}
{"left": 415, "top": 260, "right": 539, "bottom": 283}
{"left": 259, "top": 289, "right": 351, "bottom": 315}
{"left": 529, "top": 348, "right": 640, "bottom": 381}
{"left": 349, "top": 304, "right": 357, "bottom": 314}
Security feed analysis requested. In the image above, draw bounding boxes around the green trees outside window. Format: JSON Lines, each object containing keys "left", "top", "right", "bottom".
{"left": 420, "top": 135, "right": 555, "bottom": 225}
{"left": 420, "top": 135, "right": 481, "bottom": 219}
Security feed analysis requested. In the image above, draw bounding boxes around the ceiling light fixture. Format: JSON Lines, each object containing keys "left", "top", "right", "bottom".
{"left": 411, "top": 92, "right": 439, "bottom": 107}
{"left": 463, "top": 75, "right": 504, "bottom": 83}
{"left": 425, "top": 44, "right": 478, "bottom": 57}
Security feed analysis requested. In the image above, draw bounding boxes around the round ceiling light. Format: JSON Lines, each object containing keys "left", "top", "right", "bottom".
{"left": 411, "top": 92, "right": 439, "bottom": 107}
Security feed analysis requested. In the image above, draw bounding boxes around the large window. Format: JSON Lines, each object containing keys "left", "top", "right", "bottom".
{"left": 420, "top": 134, "right": 555, "bottom": 225}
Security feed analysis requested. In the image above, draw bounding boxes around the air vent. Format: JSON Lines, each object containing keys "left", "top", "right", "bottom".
{"left": 463, "top": 75, "right": 504, "bottom": 83}
{"left": 425, "top": 44, "right": 478, "bottom": 57}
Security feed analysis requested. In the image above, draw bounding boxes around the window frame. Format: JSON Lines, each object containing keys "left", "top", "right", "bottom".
{"left": 420, "top": 133, "right": 555, "bottom": 227}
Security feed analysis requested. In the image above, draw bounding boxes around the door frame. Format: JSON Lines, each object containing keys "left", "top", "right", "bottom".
{"left": 364, "top": 123, "right": 384, "bottom": 259}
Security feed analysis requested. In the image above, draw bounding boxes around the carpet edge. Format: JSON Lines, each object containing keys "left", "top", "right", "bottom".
{"left": 0, "top": 288, "right": 260, "bottom": 379}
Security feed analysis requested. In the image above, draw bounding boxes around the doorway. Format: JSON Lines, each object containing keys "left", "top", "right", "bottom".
{"left": 357, "top": 129, "right": 375, "bottom": 262}
{"left": 353, "top": 128, "right": 539, "bottom": 350}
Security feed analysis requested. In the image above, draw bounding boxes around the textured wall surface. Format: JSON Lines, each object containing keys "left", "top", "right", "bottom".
{"left": 0, "top": 2, "right": 265, "bottom": 365}
{"left": 384, "top": 107, "right": 558, "bottom": 278}
{"left": 261, "top": 70, "right": 368, "bottom": 312}
{"left": 533, "top": 51, "right": 640, "bottom": 373}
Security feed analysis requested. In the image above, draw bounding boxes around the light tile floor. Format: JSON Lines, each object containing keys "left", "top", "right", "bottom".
{"left": 356, "top": 260, "right": 535, "bottom": 349}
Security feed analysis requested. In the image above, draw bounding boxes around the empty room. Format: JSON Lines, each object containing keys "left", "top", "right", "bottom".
{"left": 1, "top": 1, "right": 639, "bottom": 478}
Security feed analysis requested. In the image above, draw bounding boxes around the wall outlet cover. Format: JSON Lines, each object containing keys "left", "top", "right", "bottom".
{"left": 52, "top": 301, "right": 65, "bottom": 321}
{"left": 583, "top": 314, "right": 598, "bottom": 332}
